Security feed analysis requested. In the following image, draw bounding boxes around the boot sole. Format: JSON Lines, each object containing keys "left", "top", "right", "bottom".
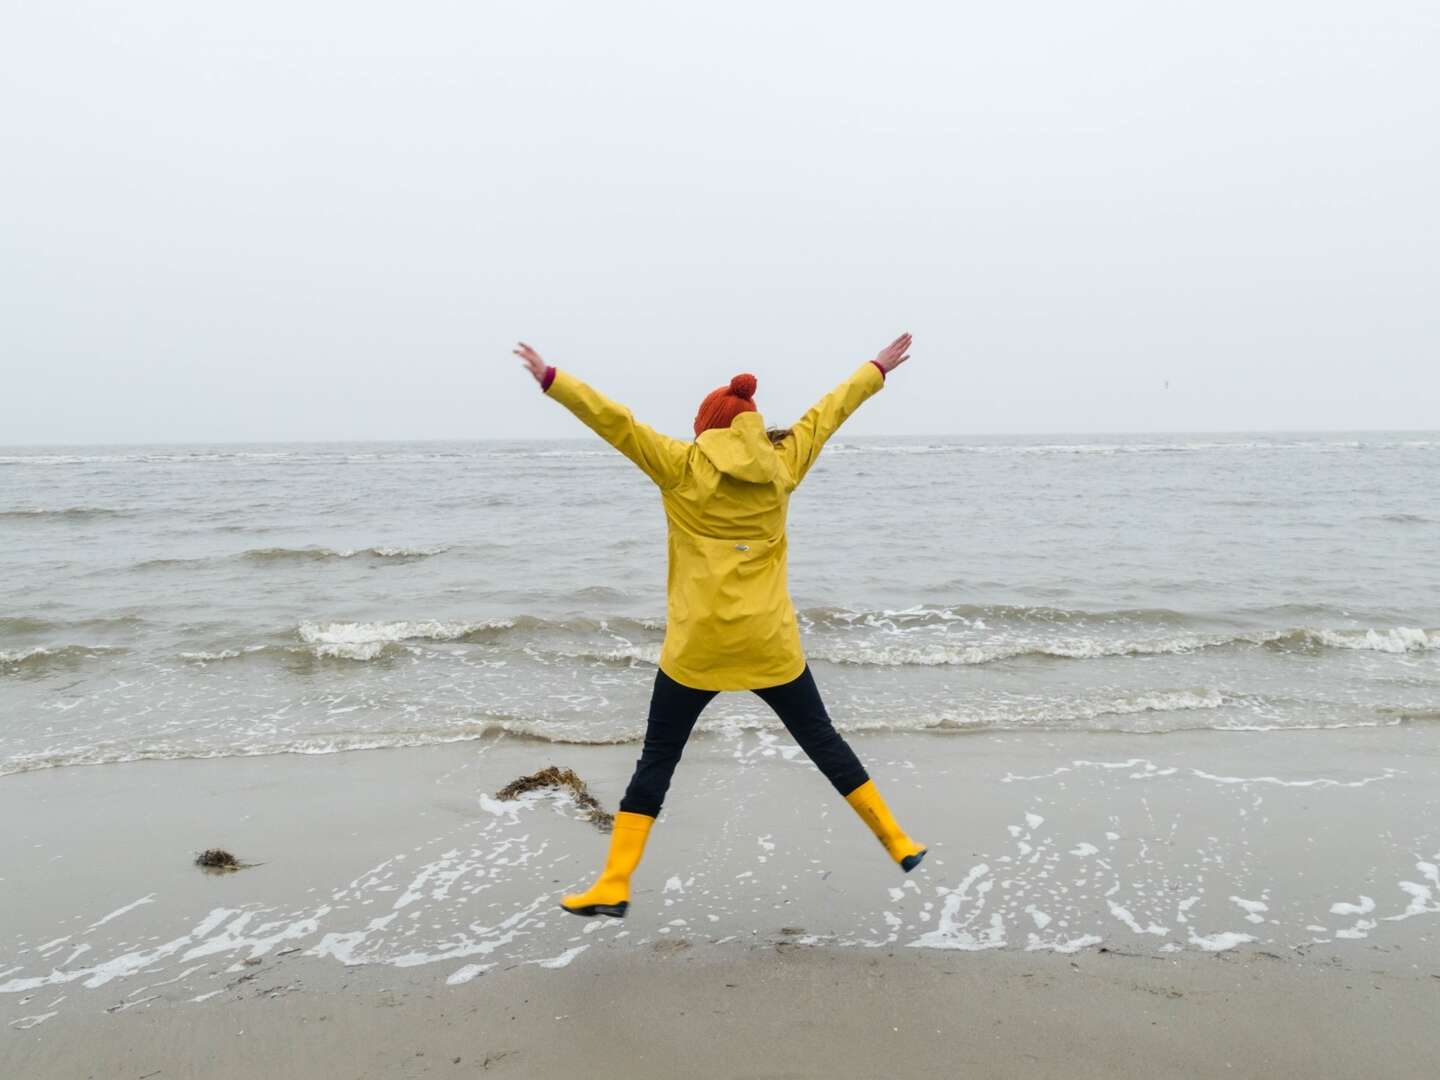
{"left": 901, "top": 848, "right": 927, "bottom": 873}
{"left": 559, "top": 901, "right": 628, "bottom": 918}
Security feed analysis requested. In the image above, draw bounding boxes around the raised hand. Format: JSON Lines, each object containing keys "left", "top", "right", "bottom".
{"left": 873, "top": 332, "right": 912, "bottom": 374}
{"left": 514, "top": 341, "right": 548, "bottom": 385}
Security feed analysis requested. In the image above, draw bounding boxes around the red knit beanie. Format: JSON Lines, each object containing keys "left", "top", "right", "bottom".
{"left": 693, "top": 374, "right": 758, "bottom": 436}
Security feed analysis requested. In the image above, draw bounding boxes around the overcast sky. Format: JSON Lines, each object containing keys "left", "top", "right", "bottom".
{"left": 2, "top": 1, "right": 1436, "bottom": 443}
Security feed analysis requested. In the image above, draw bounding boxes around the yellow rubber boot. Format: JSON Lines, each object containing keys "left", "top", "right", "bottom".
{"left": 559, "top": 810, "right": 655, "bottom": 918}
{"left": 844, "top": 779, "right": 927, "bottom": 872}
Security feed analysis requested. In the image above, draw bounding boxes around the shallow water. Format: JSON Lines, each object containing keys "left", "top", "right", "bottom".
{"left": 1, "top": 727, "right": 1436, "bottom": 1027}
{"left": 2, "top": 432, "right": 1437, "bottom": 773}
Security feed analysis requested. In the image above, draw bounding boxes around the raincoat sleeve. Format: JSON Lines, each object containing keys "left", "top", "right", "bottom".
{"left": 544, "top": 369, "right": 689, "bottom": 488}
{"left": 778, "top": 361, "right": 886, "bottom": 486}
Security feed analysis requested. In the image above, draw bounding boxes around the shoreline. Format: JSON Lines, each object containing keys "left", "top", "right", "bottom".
{"left": 3, "top": 725, "right": 1438, "bottom": 1074}
{"left": 7, "top": 938, "right": 1440, "bottom": 1079}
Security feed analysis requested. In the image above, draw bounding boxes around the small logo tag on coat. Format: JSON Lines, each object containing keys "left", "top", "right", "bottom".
{"left": 734, "top": 543, "right": 750, "bottom": 552}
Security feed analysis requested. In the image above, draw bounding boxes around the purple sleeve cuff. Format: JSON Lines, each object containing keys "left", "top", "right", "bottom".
{"left": 541, "top": 366, "right": 556, "bottom": 392}
{"left": 870, "top": 360, "right": 886, "bottom": 381}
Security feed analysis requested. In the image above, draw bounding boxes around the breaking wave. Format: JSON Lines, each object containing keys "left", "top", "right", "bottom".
{"left": 1269, "top": 627, "right": 1440, "bottom": 654}
{"left": 207, "top": 614, "right": 1440, "bottom": 667}
{"left": 796, "top": 604, "right": 1194, "bottom": 630}
{"left": 295, "top": 617, "right": 533, "bottom": 660}
{"left": 135, "top": 546, "right": 449, "bottom": 570}
{"left": 242, "top": 545, "right": 449, "bottom": 563}
{"left": 804, "top": 626, "right": 1439, "bottom": 668}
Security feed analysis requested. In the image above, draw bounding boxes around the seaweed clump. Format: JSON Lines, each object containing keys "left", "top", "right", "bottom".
{"left": 194, "top": 848, "right": 255, "bottom": 873}
{"left": 495, "top": 766, "right": 614, "bottom": 831}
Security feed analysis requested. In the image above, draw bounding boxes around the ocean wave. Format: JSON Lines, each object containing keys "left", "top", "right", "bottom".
{"left": 1, "top": 645, "right": 128, "bottom": 675}
{"left": 0, "top": 450, "right": 306, "bottom": 466}
{"left": 797, "top": 603, "right": 1194, "bottom": 631}
{"left": 1375, "top": 708, "right": 1440, "bottom": 723}
{"left": 134, "top": 545, "right": 450, "bottom": 571}
{"left": 10, "top": 687, "right": 1407, "bottom": 777}
{"left": 1368, "top": 513, "right": 1433, "bottom": 525}
{"left": 152, "top": 613, "right": 1440, "bottom": 669}
{"left": 0, "top": 614, "right": 144, "bottom": 637}
{"left": 802, "top": 636, "right": 1230, "bottom": 667}
{"left": 267, "top": 614, "right": 1440, "bottom": 667}
{"left": 543, "top": 643, "right": 664, "bottom": 667}
{"left": 824, "top": 438, "right": 1439, "bottom": 457}
{"left": 0, "top": 616, "right": 56, "bottom": 636}
{"left": 295, "top": 618, "right": 526, "bottom": 660}
{"left": 689, "top": 689, "right": 1232, "bottom": 735}
{"left": 803, "top": 626, "right": 1440, "bottom": 667}
{"left": 1271, "top": 627, "right": 1440, "bottom": 654}
{"left": 0, "top": 506, "right": 133, "bottom": 521}
{"left": 178, "top": 647, "right": 264, "bottom": 662}
{"left": 0, "top": 719, "right": 634, "bottom": 778}
{"left": 242, "top": 545, "right": 449, "bottom": 563}
{"left": 835, "top": 437, "right": 1440, "bottom": 457}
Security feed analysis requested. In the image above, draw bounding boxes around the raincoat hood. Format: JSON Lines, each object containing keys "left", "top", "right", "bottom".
{"left": 693, "top": 412, "right": 779, "bottom": 484}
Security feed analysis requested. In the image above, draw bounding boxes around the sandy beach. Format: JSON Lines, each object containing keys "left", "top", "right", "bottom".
{"left": 8, "top": 938, "right": 1440, "bottom": 1080}
{"left": 4, "top": 725, "right": 1437, "bottom": 1077}
{"left": 6, "top": 0, "right": 1439, "bottom": 1070}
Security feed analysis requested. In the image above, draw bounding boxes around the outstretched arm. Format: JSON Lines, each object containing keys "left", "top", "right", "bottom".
{"left": 777, "top": 333, "right": 911, "bottom": 486}
{"left": 516, "top": 342, "right": 688, "bottom": 489}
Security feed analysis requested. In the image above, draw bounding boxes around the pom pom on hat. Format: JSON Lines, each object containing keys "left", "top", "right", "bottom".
{"left": 729, "top": 374, "right": 757, "bottom": 401}
{"left": 694, "top": 373, "right": 760, "bottom": 436}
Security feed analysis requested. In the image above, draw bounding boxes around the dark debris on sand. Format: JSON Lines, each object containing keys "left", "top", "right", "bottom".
{"left": 194, "top": 848, "right": 258, "bottom": 873}
{"left": 495, "top": 766, "right": 614, "bottom": 831}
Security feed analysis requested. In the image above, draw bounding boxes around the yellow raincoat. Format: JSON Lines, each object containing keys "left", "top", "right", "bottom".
{"left": 544, "top": 361, "right": 886, "bottom": 690}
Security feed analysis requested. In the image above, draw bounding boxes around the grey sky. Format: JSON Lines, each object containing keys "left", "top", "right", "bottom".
{"left": 2, "top": 1, "right": 1436, "bottom": 443}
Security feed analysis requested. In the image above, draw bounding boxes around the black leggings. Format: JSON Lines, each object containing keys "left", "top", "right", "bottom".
{"left": 618, "top": 664, "right": 869, "bottom": 818}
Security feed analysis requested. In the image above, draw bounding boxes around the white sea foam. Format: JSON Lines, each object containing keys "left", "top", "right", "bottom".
{"left": 908, "top": 864, "right": 1007, "bottom": 951}
{"left": 446, "top": 962, "right": 494, "bottom": 985}
{"left": 1107, "top": 901, "right": 1169, "bottom": 936}
{"left": 297, "top": 618, "right": 515, "bottom": 660}
{"left": 804, "top": 625, "right": 1439, "bottom": 667}
{"left": 1026, "top": 933, "right": 1103, "bottom": 954}
{"left": 1329, "top": 896, "right": 1375, "bottom": 916}
{"left": 1189, "top": 767, "right": 1398, "bottom": 789}
{"left": 84, "top": 894, "right": 155, "bottom": 931}
{"left": 1003, "top": 758, "right": 1399, "bottom": 790}
{"left": 533, "top": 945, "right": 589, "bottom": 969}
{"left": 1383, "top": 861, "right": 1440, "bottom": 922}
{"left": 1187, "top": 930, "right": 1255, "bottom": 952}
{"left": 1229, "top": 896, "right": 1268, "bottom": 924}
{"left": 1303, "top": 627, "right": 1439, "bottom": 653}
{"left": 804, "top": 635, "right": 1234, "bottom": 667}
{"left": 299, "top": 619, "right": 513, "bottom": 646}
{"left": 9, "top": 1011, "right": 58, "bottom": 1029}
{"left": 0, "top": 908, "right": 238, "bottom": 994}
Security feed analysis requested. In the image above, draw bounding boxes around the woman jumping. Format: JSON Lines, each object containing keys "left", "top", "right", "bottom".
{"left": 515, "top": 334, "right": 927, "bottom": 918}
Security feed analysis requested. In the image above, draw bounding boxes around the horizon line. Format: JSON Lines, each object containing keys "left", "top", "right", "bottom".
{"left": 3, "top": 426, "right": 1438, "bottom": 450}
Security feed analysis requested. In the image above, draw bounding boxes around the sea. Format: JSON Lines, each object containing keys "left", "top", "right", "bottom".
{"left": 2, "top": 432, "right": 1438, "bottom": 777}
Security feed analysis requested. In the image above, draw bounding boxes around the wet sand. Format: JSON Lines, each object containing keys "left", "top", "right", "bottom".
{"left": 6, "top": 940, "right": 1440, "bottom": 1079}
{"left": 3, "top": 725, "right": 1438, "bottom": 1075}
